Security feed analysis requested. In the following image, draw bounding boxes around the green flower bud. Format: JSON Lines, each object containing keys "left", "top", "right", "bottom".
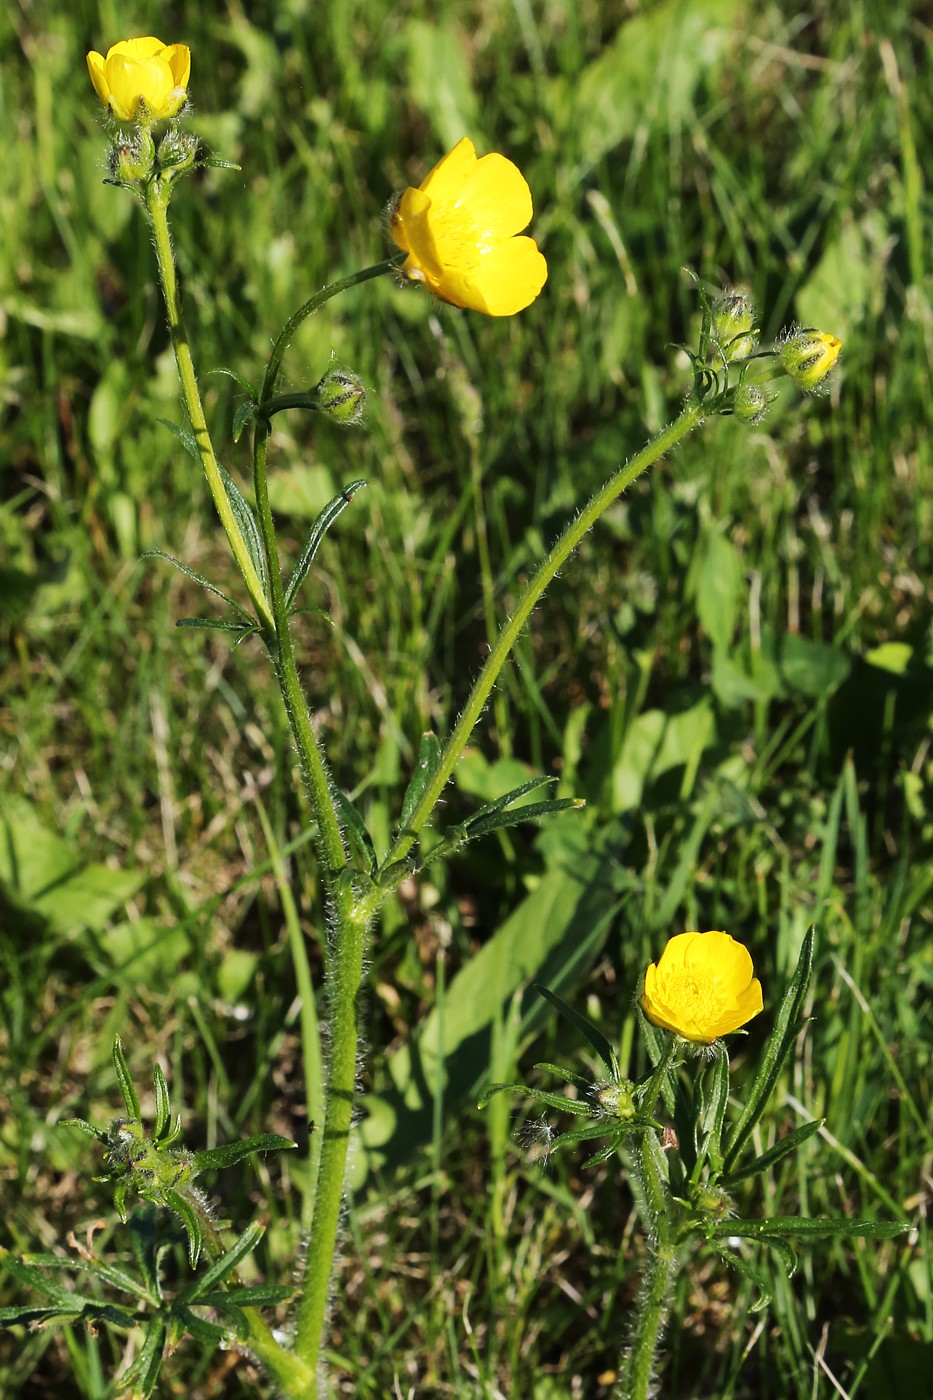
{"left": 313, "top": 365, "right": 366, "bottom": 425}
{"left": 157, "top": 126, "right": 199, "bottom": 177}
{"left": 595, "top": 1080, "right": 636, "bottom": 1121}
{"left": 778, "top": 327, "right": 842, "bottom": 393}
{"left": 733, "top": 382, "right": 772, "bottom": 424}
{"left": 711, "top": 291, "right": 758, "bottom": 362}
{"left": 110, "top": 128, "right": 156, "bottom": 183}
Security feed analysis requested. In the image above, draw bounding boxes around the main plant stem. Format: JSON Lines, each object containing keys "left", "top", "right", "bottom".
{"left": 380, "top": 399, "right": 706, "bottom": 875}
{"left": 252, "top": 427, "right": 370, "bottom": 1385}
{"left": 145, "top": 180, "right": 274, "bottom": 630}
{"left": 620, "top": 1131, "right": 679, "bottom": 1400}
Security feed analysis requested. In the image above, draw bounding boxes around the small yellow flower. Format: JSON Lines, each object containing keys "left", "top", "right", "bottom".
{"left": 779, "top": 328, "right": 842, "bottom": 393}
{"left": 390, "top": 136, "right": 548, "bottom": 317}
{"left": 641, "top": 931, "right": 763, "bottom": 1045}
{"left": 87, "top": 37, "right": 191, "bottom": 124}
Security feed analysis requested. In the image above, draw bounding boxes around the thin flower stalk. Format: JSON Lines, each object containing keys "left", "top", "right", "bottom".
{"left": 145, "top": 182, "right": 275, "bottom": 631}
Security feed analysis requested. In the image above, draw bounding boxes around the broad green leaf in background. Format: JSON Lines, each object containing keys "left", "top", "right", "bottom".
{"left": 404, "top": 20, "right": 481, "bottom": 154}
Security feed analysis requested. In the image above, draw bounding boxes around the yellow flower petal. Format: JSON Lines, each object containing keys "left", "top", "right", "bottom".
{"left": 439, "top": 237, "right": 549, "bottom": 316}
{"left": 390, "top": 136, "right": 547, "bottom": 317}
{"left": 86, "top": 51, "right": 109, "bottom": 104}
{"left": 419, "top": 136, "right": 478, "bottom": 204}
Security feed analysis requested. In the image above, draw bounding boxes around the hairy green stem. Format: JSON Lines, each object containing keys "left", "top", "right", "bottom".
{"left": 291, "top": 903, "right": 368, "bottom": 1378}
{"left": 145, "top": 179, "right": 274, "bottom": 630}
{"left": 252, "top": 431, "right": 348, "bottom": 881}
{"left": 251, "top": 423, "right": 370, "bottom": 1386}
{"left": 382, "top": 399, "right": 706, "bottom": 873}
{"left": 620, "top": 1131, "right": 679, "bottom": 1400}
{"left": 260, "top": 254, "right": 405, "bottom": 405}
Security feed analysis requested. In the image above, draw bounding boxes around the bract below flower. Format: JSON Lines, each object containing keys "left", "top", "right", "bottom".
{"left": 641, "top": 931, "right": 763, "bottom": 1045}
{"left": 390, "top": 136, "right": 548, "bottom": 317}
{"left": 87, "top": 37, "right": 191, "bottom": 124}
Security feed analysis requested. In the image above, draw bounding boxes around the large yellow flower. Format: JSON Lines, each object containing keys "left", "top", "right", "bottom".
{"left": 86, "top": 37, "right": 191, "bottom": 124}
{"left": 390, "top": 136, "right": 548, "bottom": 317}
{"left": 641, "top": 931, "right": 763, "bottom": 1044}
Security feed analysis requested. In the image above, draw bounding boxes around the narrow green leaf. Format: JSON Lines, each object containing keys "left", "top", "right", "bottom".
{"left": 764, "top": 1236, "right": 798, "bottom": 1279}
{"left": 232, "top": 400, "right": 258, "bottom": 444}
{"left": 156, "top": 417, "right": 199, "bottom": 462}
{"left": 162, "top": 1188, "right": 202, "bottom": 1267}
{"left": 284, "top": 480, "right": 367, "bottom": 611}
{"left": 549, "top": 1120, "right": 616, "bottom": 1152}
{"left": 153, "top": 1063, "right": 170, "bottom": 1142}
{"left": 477, "top": 1081, "right": 594, "bottom": 1117}
{"left": 175, "top": 617, "right": 251, "bottom": 633}
{"left": 177, "top": 1308, "right": 230, "bottom": 1344}
{"left": 333, "top": 790, "right": 378, "bottom": 876}
{"left": 6, "top": 1252, "right": 151, "bottom": 1304}
{"left": 130, "top": 1316, "right": 167, "bottom": 1394}
{"left": 58, "top": 1117, "right": 108, "bottom": 1143}
{"left": 697, "top": 1044, "right": 730, "bottom": 1178}
{"left": 637, "top": 1013, "right": 677, "bottom": 1116}
{"left": 723, "top": 927, "right": 814, "bottom": 1172}
{"left": 398, "top": 731, "right": 441, "bottom": 833}
{"left": 142, "top": 549, "right": 253, "bottom": 620}
{"left": 181, "top": 1223, "right": 265, "bottom": 1302}
{"left": 218, "top": 466, "right": 268, "bottom": 596}
{"left": 210, "top": 366, "right": 258, "bottom": 397}
{"left": 466, "top": 775, "right": 558, "bottom": 822}
{"left": 0, "top": 1304, "right": 78, "bottom": 1326}
{"left": 724, "top": 1119, "right": 825, "bottom": 1185}
{"left": 534, "top": 983, "right": 619, "bottom": 1079}
{"left": 532, "top": 1062, "right": 594, "bottom": 1090}
{"left": 192, "top": 1135, "right": 296, "bottom": 1176}
{"left": 581, "top": 1131, "right": 628, "bottom": 1167}
{"left": 204, "top": 1300, "right": 250, "bottom": 1339}
{"left": 463, "top": 796, "right": 584, "bottom": 841}
{"left": 0, "top": 1253, "right": 95, "bottom": 1309}
{"left": 710, "top": 1216, "right": 909, "bottom": 1241}
{"left": 197, "top": 1284, "right": 294, "bottom": 1308}
{"left": 113, "top": 1036, "right": 141, "bottom": 1120}
{"left": 712, "top": 1244, "right": 774, "bottom": 1309}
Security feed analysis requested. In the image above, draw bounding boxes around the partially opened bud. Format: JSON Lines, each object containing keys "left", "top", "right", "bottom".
{"left": 779, "top": 328, "right": 842, "bottom": 393}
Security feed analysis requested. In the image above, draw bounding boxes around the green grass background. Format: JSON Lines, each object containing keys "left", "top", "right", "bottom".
{"left": 2, "top": 0, "right": 932, "bottom": 1395}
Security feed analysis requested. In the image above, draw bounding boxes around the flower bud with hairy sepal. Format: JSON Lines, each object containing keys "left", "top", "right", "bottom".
{"left": 779, "top": 327, "right": 842, "bottom": 393}
{"left": 157, "top": 126, "right": 199, "bottom": 179}
{"left": 313, "top": 365, "right": 366, "bottom": 425}
{"left": 110, "top": 128, "right": 156, "bottom": 184}
{"left": 711, "top": 291, "right": 758, "bottom": 362}
{"left": 595, "top": 1080, "right": 637, "bottom": 1121}
{"left": 733, "top": 382, "right": 772, "bottom": 425}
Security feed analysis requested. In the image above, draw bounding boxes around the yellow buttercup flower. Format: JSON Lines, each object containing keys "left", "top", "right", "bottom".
{"left": 390, "top": 136, "right": 548, "bottom": 317}
{"left": 641, "top": 931, "right": 763, "bottom": 1045}
{"left": 87, "top": 37, "right": 191, "bottom": 124}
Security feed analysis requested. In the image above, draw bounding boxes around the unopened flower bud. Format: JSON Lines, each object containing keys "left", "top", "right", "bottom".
{"left": 313, "top": 366, "right": 366, "bottom": 425}
{"left": 595, "top": 1080, "right": 636, "bottom": 1121}
{"left": 110, "top": 129, "right": 156, "bottom": 183}
{"left": 711, "top": 291, "right": 758, "bottom": 362}
{"left": 733, "top": 382, "right": 772, "bottom": 424}
{"left": 779, "top": 328, "right": 842, "bottom": 393}
{"left": 157, "top": 127, "right": 199, "bottom": 176}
